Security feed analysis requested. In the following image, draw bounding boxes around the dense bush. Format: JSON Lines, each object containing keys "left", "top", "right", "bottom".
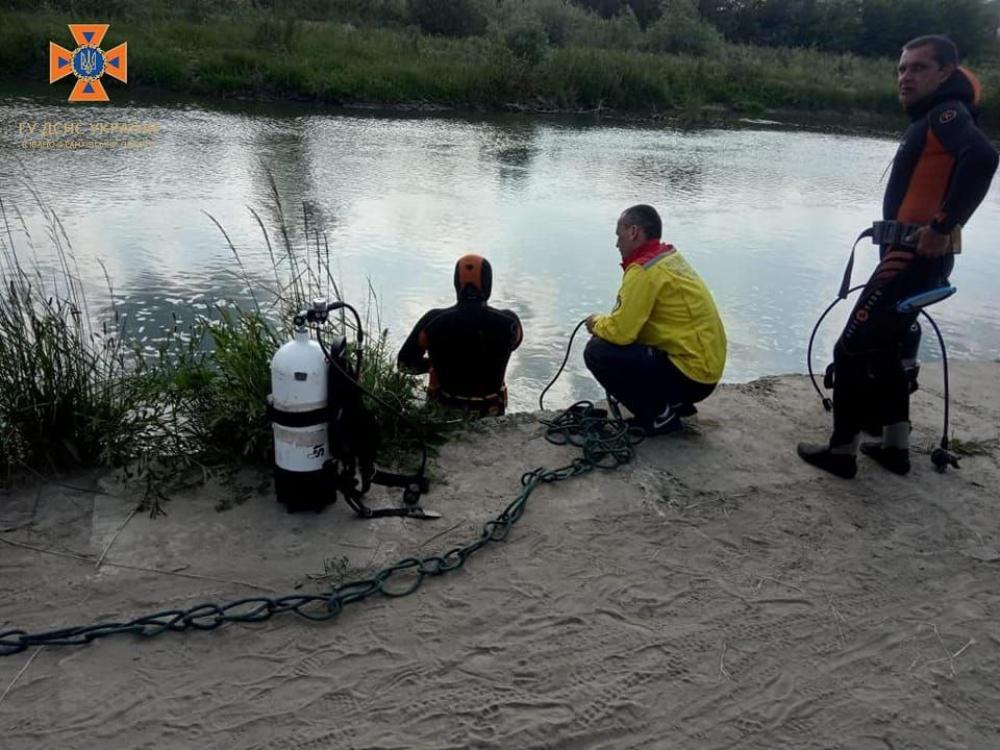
{"left": 582, "top": 5, "right": 643, "bottom": 50}
{"left": 532, "top": 0, "right": 597, "bottom": 46}
{"left": 571, "top": 0, "right": 666, "bottom": 29}
{"left": 408, "top": 0, "right": 489, "bottom": 37}
{"left": 643, "top": 0, "right": 723, "bottom": 56}
{"left": 503, "top": 15, "right": 550, "bottom": 64}
{"left": 697, "top": 0, "right": 998, "bottom": 60}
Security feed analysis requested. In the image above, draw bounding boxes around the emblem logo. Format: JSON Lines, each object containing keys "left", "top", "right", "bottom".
{"left": 49, "top": 24, "right": 127, "bottom": 102}
{"left": 939, "top": 109, "right": 957, "bottom": 125}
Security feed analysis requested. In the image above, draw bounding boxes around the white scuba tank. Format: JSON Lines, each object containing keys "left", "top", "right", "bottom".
{"left": 269, "top": 327, "right": 329, "bottom": 506}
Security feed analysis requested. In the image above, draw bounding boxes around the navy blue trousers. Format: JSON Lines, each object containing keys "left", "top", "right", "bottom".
{"left": 584, "top": 337, "right": 715, "bottom": 421}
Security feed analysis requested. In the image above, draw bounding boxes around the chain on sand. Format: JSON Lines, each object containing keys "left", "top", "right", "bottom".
{"left": 0, "top": 402, "right": 640, "bottom": 657}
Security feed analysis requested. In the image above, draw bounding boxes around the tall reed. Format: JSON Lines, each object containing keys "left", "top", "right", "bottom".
{"left": 0, "top": 178, "right": 454, "bottom": 493}
{"left": 0, "top": 195, "right": 160, "bottom": 476}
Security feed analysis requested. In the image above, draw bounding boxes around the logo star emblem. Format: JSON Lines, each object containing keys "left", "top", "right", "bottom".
{"left": 50, "top": 24, "right": 127, "bottom": 102}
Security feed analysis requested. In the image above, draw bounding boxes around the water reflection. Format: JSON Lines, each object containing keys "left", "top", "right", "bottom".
{"left": 1, "top": 98, "right": 999, "bottom": 412}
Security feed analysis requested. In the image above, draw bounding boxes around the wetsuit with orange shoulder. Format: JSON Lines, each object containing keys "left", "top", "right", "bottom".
{"left": 397, "top": 255, "right": 523, "bottom": 416}
{"left": 884, "top": 67, "right": 997, "bottom": 244}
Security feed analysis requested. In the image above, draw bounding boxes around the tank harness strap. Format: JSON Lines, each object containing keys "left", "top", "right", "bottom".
{"left": 837, "top": 227, "right": 874, "bottom": 299}
{"left": 838, "top": 221, "right": 925, "bottom": 300}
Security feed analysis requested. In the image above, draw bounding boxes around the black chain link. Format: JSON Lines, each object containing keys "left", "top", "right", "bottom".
{"left": 0, "top": 402, "right": 638, "bottom": 657}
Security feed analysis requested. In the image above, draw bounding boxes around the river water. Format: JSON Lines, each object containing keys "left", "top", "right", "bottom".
{"left": 2, "top": 97, "right": 998, "bottom": 411}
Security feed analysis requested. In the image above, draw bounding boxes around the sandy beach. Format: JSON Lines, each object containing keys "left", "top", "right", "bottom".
{"left": 2, "top": 363, "right": 999, "bottom": 749}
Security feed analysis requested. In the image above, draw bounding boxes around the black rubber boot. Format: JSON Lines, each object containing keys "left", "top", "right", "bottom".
{"left": 796, "top": 442, "right": 858, "bottom": 479}
{"left": 860, "top": 443, "right": 911, "bottom": 475}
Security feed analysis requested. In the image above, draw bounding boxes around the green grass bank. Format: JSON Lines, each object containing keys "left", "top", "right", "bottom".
{"left": 2, "top": 9, "right": 999, "bottom": 121}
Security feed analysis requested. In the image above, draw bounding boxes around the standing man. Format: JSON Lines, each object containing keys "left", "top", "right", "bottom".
{"left": 398, "top": 254, "right": 522, "bottom": 416}
{"left": 798, "top": 35, "right": 998, "bottom": 478}
{"left": 585, "top": 204, "right": 727, "bottom": 436}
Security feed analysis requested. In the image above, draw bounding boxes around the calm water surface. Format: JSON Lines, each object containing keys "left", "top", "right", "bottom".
{"left": 2, "top": 98, "right": 999, "bottom": 411}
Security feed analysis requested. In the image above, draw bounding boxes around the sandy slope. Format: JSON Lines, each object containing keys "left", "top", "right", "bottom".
{"left": 1, "top": 364, "right": 999, "bottom": 750}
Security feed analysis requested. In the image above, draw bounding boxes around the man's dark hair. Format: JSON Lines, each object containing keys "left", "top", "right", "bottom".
{"left": 622, "top": 204, "right": 662, "bottom": 240}
{"left": 903, "top": 35, "right": 960, "bottom": 69}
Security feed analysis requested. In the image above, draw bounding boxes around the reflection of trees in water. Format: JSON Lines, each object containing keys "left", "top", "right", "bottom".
{"left": 251, "top": 118, "right": 312, "bottom": 209}
{"left": 476, "top": 118, "right": 540, "bottom": 189}
{"left": 248, "top": 116, "right": 338, "bottom": 257}
{"left": 625, "top": 154, "right": 705, "bottom": 200}
{"left": 243, "top": 117, "right": 353, "bottom": 317}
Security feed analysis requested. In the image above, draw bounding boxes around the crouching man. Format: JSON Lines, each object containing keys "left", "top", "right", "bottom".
{"left": 585, "top": 205, "right": 727, "bottom": 435}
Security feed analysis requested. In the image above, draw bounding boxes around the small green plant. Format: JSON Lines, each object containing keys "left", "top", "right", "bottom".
{"left": 167, "top": 307, "right": 281, "bottom": 466}
{"left": 948, "top": 436, "right": 997, "bottom": 457}
{"left": 355, "top": 311, "right": 464, "bottom": 470}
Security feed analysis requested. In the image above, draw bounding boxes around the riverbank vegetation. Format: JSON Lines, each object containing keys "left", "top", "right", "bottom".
{"left": 0, "top": 187, "right": 454, "bottom": 500}
{"left": 1, "top": 1, "right": 999, "bottom": 120}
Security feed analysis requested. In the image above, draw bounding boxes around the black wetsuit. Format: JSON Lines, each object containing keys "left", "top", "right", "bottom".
{"left": 831, "top": 69, "right": 998, "bottom": 444}
{"left": 397, "top": 301, "right": 523, "bottom": 415}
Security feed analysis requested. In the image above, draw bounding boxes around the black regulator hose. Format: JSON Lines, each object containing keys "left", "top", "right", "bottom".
{"left": 921, "top": 309, "right": 959, "bottom": 472}
{"left": 539, "top": 318, "right": 588, "bottom": 412}
{"left": 807, "top": 284, "right": 865, "bottom": 411}
{"left": 326, "top": 301, "right": 364, "bottom": 378}
{"left": 314, "top": 302, "right": 428, "bottom": 477}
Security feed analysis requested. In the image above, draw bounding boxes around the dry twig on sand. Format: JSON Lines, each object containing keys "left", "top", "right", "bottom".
{"left": 719, "top": 641, "right": 733, "bottom": 682}
{"left": 754, "top": 575, "right": 805, "bottom": 594}
{"left": 0, "top": 647, "right": 42, "bottom": 705}
{"left": 825, "top": 591, "right": 848, "bottom": 645}
{"left": 907, "top": 623, "right": 976, "bottom": 679}
{"left": 95, "top": 505, "right": 140, "bottom": 570}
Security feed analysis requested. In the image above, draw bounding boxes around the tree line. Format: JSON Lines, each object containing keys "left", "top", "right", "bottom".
{"left": 575, "top": 0, "right": 1000, "bottom": 59}
{"left": 8, "top": 0, "right": 999, "bottom": 61}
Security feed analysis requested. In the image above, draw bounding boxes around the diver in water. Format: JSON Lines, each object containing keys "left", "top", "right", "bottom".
{"left": 584, "top": 204, "right": 727, "bottom": 436}
{"left": 798, "top": 35, "right": 998, "bottom": 479}
{"left": 398, "top": 254, "right": 523, "bottom": 416}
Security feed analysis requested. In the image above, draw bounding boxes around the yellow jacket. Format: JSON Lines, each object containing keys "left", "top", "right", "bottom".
{"left": 592, "top": 243, "right": 726, "bottom": 384}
